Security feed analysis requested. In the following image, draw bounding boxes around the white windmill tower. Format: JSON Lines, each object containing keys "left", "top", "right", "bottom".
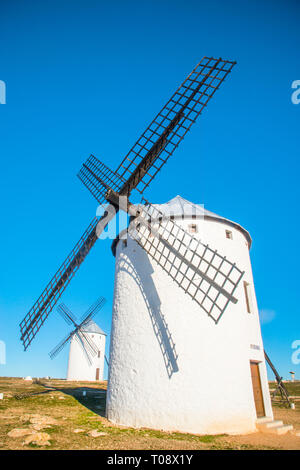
{"left": 67, "top": 319, "right": 107, "bottom": 382}
{"left": 106, "top": 196, "right": 273, "bottom": 435}
{"left": 49, "top": 298, "right": 107, "bottom": 382}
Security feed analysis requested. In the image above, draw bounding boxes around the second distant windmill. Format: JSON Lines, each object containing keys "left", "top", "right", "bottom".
{"left": 49, "top": 297, "right": 107, "bottom": 381}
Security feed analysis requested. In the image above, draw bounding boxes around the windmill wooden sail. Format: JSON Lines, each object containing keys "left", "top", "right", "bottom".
{"left": 20, "top": 57, "right": 237, "bottom": 350}
{"left": 49, "top": 297, "right": 106, "bottom": 363}
{"left": 127, "top": 199, "right": 244, "bottom": 323}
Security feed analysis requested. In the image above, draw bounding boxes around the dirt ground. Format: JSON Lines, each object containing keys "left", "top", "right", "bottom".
{"left": 0, "top": 377, "right": 299, "bottom": 450}
{"left": 223, "top": 405, "right": 300, "bottom": 450}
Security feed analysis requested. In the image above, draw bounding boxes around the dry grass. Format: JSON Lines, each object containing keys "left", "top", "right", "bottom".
{"left": 0, "top": 377, "right": 299, "bottom": 450}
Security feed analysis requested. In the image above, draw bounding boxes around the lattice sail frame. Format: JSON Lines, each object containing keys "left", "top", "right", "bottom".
{"left": 49, "top": 331, "right": 73, "bottom": 359}
{"left": 20, "top": 217, "right": 99, "bottom": 350}
{"left": 57, "top": 303, "right": 77, "bottom": 326}
{"left": 115, "top": 57, "right": 236, "bottom": 195}
{"left": 128, "top": 200, "right": 244, "bottom": 323}
{"left": 75, "top": 329, "right": 99, "bottom": 365}
{"left": 78, "top": 57, "right": 236, "bottom": 204}
{"left": 20, "top": 57, "right": 236, "bottom": 350}
{"left": 49, "top": 298, "right": 106, "bottom": 361}
{"left": 80, "top": 296, "right": 106, "bottom": 322}
{"left": 78, "top": 155, "right": 126, "bottom": 206}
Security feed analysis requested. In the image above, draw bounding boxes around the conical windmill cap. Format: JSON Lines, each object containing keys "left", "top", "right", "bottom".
{"left": 150, "top": 195, "right": 251, "bottom": 247}
{"left": 112, "top": 195, "right": 251, "bottom": 255}
{"left": 151, "top": 195, "right": 215, "bottom": 218}
{"left": 81, "top": 319, "right": 106, "bottom": 336}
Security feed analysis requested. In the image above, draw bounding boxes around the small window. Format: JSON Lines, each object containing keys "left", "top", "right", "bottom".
{"left": 189, "top": 223, "right": 198, "bottom": 234}
{"left": 122, "top": 240, "right": 127, "bottom": 248}
{"left": 98, "top": 351, "right": 101, "bottom": 358}
{"left": 243, "top": 281, "right": 252, "bottom": 313}
{"left": 226, "top": 230, "right": 233, "bottom": 239}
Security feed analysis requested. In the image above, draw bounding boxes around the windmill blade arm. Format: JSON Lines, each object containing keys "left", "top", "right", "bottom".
{"left": 128, "top": 200, "right": 244, "bottom": 323}
{"left": 264, "top": 350, "right": 291, "bottom": 405}
{"left": 78, "top": 58, "right": 236, "bottom": 205}
{"left": 79, "top": 330, "right": 99, "bottom": 357}
{"left": 49, "top": 332, "right": 73, "bottom": 359}
{"left": 19, "top": 217, "right": 99, "bottom": 351}
{"left": 57, "top": 303, "right": 77, "bottom": 326}
{"left": 159, "top": 233, "right": 238, "bottom": 304}
{"left": 119, "top": 112, "right": 184, "bottom": 197}
{"left": 78, "top": 112, "right": 180, "bottom": 204}
{"left": 264, "top": 350, "right": 283, "bottom": 383}
{"left": 114, "top": 57, "right": 236, "bottom": 196}
{"left": 20, "top": 209, "right": 115, "bottom": 351}
{"left": 75, "top": 330, "right": 99, "bottom": 365}
{"left": 80, "top": 296, "right": 106, "bottom": 323}
{"left": 78, "top": 155, "right": 127, "bottom": 205}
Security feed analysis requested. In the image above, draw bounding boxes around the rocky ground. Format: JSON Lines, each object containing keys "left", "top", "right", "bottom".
{"left": 0, "top": 377, "right": 299, "bottom": 450}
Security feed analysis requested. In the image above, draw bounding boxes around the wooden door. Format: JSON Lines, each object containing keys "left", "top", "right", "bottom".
{"left": 250, "top": 361, "right": 265, "bottom": 417}
{"left": 96, "top": 368, "right": 100, "bottom": 381}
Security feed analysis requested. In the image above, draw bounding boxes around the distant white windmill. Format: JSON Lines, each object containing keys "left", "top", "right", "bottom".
{"left": 49, "top": 297, "right": 107, "bottom": 381}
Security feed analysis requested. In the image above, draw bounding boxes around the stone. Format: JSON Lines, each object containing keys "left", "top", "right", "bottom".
{"left": 23, "top": 432, "right": 51, "bottom": 447}
{"left": 73, "top": 429, "right": 85, "bottom": 433}
{"left": 20, "top": 414, "right": 33, "bottom": 422}
{"left": 7, "top": 428, "right": 33, "bottom": 438}
{"left": 20, "top": 414, "right": 58, "bottom": 430}
{"left": 29, "top": 415, "right": 58, "bottom": 426}
{"left": 87, "top": 430, "right": 108, "bottom": 438}
{"left": 31, "top": 424, "right": 51, "bottom": 431}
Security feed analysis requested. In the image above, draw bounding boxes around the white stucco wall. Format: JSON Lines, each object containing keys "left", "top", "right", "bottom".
{"left": 106, "top": 210, "right": 273, "bottom": 435}
{"left": 67, "top": 332, "right": 106, "bottom": 381}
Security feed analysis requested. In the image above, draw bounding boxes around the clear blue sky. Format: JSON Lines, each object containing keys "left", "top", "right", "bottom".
{"left": 0, "top": 0, "right": 299, "bottom": 381}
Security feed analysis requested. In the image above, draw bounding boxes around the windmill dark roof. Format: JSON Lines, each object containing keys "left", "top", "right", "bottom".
{"left": 111, "top": 195, "right": 252, "bottom": 256}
